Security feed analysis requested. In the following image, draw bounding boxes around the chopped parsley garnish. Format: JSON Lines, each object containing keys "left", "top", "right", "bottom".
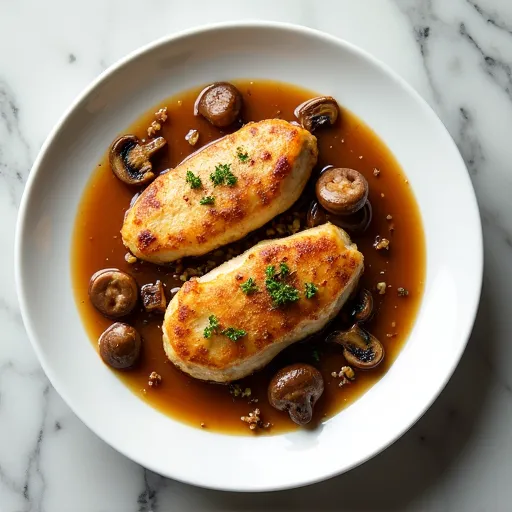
{"left": 185, "top": 170, "right": 202, "bottom": 189}
{"left": 236, "top": 146, "right": 249, "bottom": 163}
{"left": 203, "top": 315, "right": 246, "bottom": 342}
{"left": 240, "top": 277, "right": 258, "bottom": 295}
{"left": 305, "top": 282, "right": 318, "bottom": 299}
{"left": 265, "top": 264, "right": 300, "bottom": 307}
{"left": 279, "top": 262, "right": 290, "bottom": 278}
{"left": 312, "top": 349, "right": 321, "bottom": 362}
{"left": 221, "top": 327, "right": 247, "bottom": 342}
{"left": 199, "top": 196, "right": 215, "bottom": 205}
{"left": 203, "top": 315, "right": 219, "bottom": 338}
{"left": 210, "top": 163, "right": 237, "bottom": 186}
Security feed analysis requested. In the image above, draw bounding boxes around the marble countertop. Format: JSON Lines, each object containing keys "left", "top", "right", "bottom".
{"left": 2, "top": 0, "right": 511, "bottom": 510}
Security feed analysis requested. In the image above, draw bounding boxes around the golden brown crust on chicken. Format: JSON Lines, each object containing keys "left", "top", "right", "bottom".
{"left": 121, "top": 119, "right": 318, "bottom": 264}
{"left": 162, "top": 224, "right": 364, "bottom": 382}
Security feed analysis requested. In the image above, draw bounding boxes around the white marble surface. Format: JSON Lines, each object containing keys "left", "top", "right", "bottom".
{"left": 1, "top": 0, "right": 511, "bottom": 510}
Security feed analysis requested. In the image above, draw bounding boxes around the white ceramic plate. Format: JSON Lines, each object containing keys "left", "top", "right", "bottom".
{"left": 15, "top": 22, "right": 482, "bottom": 491}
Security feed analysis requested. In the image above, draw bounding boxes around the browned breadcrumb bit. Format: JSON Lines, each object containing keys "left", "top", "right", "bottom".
{"left": 391, "top": 321, "right": 396, "bottom": 328}
{"left": 177, "top": 100, "right": 183, "bottom": 106}
{"left": 290, "top": 218, "right": 301, "bottom": 233}
{"left": 342, "top": 366, "right": 356, "bottom": 380}
{"left": 373, "top": 168, "right": 381, "bottom": 176}
{"left": 276, "top": 223, "right": 287, "bottom": 235}
{"left": 386, "top": 333, "right": 398, "bottom": 338}
{"left": 147, "top": 120, "right": 162, "bottom": 137}
{"left": 155, "top": 107, "right": 168, "bottom": 123}
{"left": 125, "top": 252, "right": 137, "bottom": 264}
{"left": 376, "top": 282, "right": 387, "bottom": 295}
{"left": 388, "top": 223, "right": 395, "bottom": 233}
{"left": 249, "top": 397, "right": 259, "bottom": 404}
{"left": 230, "top": 384, "right": 242, "bottom": 397}
{"left": 148, "top": 372, "right": 162, "bottom": 387}
{"left": 397, "top": 287, "right": 409, "bottom": 297}
{"left": 374, "top": 236, "right": 390, "bottom": 250}
{"left": 332, "top": 365, "right": 356, "bottom": 387}
{"left": 241, "top": 408, "right": 268, "bottom": 431}
{"left": 200, "top": 422, "right": 206, "bottom": 428}
{"left": 381, "top": 193, "right": 385, "bottom": 198}
{"left": 386, "top": 214, "right": 393, "bottom": 220}
{"left": 185, "top": 129, "right": 199, "bottom": 146}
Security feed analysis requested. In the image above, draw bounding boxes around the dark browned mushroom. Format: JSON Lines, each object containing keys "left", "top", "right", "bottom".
{"left": 268, "top": 363, "right": 324, "bottom": 426}
{"left": 194, "top": 82, "right": 242, "bottom": 127}
{"left": 141, "top": 280, "right": 167, "bottom": 314}
{"left": 89, "top": 268, "right": 138, "bottom": 318}
{"left": 294, "top": 96, "right": 339, "bottom": 132}
{"left": 307, "top": 200, "right": 372, "bottom": 234}
{"left": 327, "top": 325, "right": 384, "bottom": 369}
{"left": 316, "top": 168, "right": 368, "bottom": 215}
{"left": 109, "top": 135, "right": 166, "bottom": 186}
{"left": 351, "top": 289, "right": 374, "bottom": 324}
{"left": 98, "top": 322, "right": 141, "bottom": 369}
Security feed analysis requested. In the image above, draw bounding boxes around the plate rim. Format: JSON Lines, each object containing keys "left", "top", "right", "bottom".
{"left": 14, "top": 20, "right": 483, "bottom": 492}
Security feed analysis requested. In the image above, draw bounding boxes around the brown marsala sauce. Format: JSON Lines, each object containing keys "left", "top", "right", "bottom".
{"left": 72, "top": 80, "right": 425, "bottom": 435}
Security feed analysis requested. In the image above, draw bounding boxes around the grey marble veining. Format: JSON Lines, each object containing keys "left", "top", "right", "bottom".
{"left": 1, "top": 0, "right": 512, "bottom": 510}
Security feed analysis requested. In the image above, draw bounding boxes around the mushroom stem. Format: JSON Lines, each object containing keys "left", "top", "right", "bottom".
{"left": 143, "top": 137, "right": 167, "bottom": 155}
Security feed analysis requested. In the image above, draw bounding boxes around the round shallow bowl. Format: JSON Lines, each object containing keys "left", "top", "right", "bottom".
{"left": 15, "top": 21, "right": 482, "bottom": 491}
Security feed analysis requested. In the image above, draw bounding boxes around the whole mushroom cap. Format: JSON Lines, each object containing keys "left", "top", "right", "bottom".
{"left": 268, "top": 363, "right": 324, "bottom": 426}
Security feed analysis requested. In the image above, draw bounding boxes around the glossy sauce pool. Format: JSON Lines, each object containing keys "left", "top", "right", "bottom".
{"left": 72, "top": 80, "right": 425, "bottom": 435}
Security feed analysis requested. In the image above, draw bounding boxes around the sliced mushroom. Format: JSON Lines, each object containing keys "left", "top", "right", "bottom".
{"left": 99, "top": 322, "right": 141, "bottom": 369}
{"left": 268, "top": 364, "right": 324, "bottom": 426}
{"left": 307, "top": 200, "right": 372, "bottom": 234}
{"left": 89, "top": 268, "right": 138, "bottom": 318}
{"left": 327, "top": 325, "right": 384, "bottom": 369}
{"left": 351, "top": 289, "right": 374, "bottom": 324}
{"left": 194, "top": 82, "right": 242, "bottom": 127}
{"left": 109, "top": 135, "right": 166, "bottom": 186}
{"left": 294, "top": 96, "right": 339, "bottom": 132}
{"left": 141, "top": 280, "right": 167, "bottom": 314}
{"left": 316, "top": 168, "right": 368, "bottom": 215}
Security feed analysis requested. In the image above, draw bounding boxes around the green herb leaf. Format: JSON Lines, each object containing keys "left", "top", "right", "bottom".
{"left": 265, "top": 265, "right": 276, "bottom": 279}
{"left": 279, "top": 262, "right": 290, "bottom": 278}
{"left": 265, "top": 265, "right": 300, "bottom": 307}
{"left": 266, "top": 281, "right": 300, "bottom": 306}
{"left": 225, "top": 172, "right": 237, "bottom": 186}
{"left": 221, "top": 327, "right": 247, "bottom": 342}
{"left": 240, "top": 277, "right": 258, "bottom": 295}
{"left": 312, "top": 349, "right": 321, "bottom": 362}
{"left": 203, "top": 315, "right": 219, "bottom": 338}
{"left": 305, "top": 282, "right": 318, "bottom": 299}
{"left": 200, "top": 196, "right": 215, "bottom": 205}
{"left": 236, "top": 146, "right": 249, "bottom": 163}
{"left": 186, "top": 170, "right": 202, "bottom": 189}
{"left": 210, "top": 163, "right": 237, "bottom": 187}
